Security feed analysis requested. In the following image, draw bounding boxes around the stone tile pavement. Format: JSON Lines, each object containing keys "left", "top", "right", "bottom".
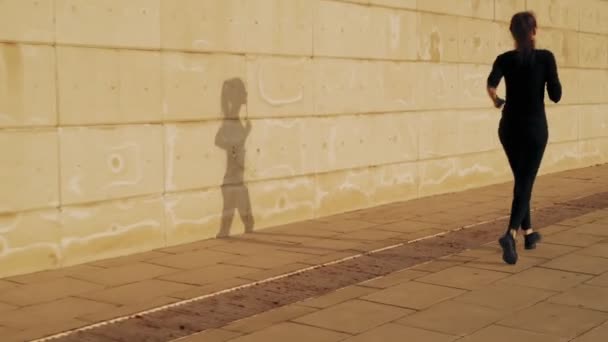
{"left": 0, "top": 165, "right": 607, "bottom": 341}
{"left": 177, "top": 208, "right": 608, "bottom": 342}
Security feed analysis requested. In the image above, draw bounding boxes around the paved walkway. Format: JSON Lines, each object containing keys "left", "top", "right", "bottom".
{"left": 0, "top": 165, "right": 607, "bottom": 341}
{"left": 178, "top": 207, "right": 608, "bottom": 342}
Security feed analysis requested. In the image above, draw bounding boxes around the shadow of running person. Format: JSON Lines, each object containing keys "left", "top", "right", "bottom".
{"left": 215, "top": 78, "right": 255, "bottom": 238}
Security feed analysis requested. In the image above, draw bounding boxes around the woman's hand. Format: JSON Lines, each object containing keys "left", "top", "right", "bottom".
{"left": 494, "top": 97, "right": 505, "bottom": 109}
{"left": 487, "top": 86, "right": 505, "bottom": 109}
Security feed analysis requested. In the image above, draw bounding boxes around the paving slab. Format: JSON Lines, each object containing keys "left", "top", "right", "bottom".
{"left": 458, "top": 325, "right": 568, "bottom": 342}
{"left": 498, "top": 302, "right": 608, "bottom": 339}
{"left": 358, "top": 269, "right": 430, "bottom": 289}
{"left": 293, "top": 299, "right": 413, "bottom": 334}
{"left": 158, "top": 264, "right": 262, "bottom": 286}
{"left": 70, "top": 262, "right": 178, "bottom": 287}
{"left": 496, "top": 267, "right": 593, "bottom": 291}
{"left": 0, "top": 277, "right": 103, "bottom": 306}
{"left": 572, "top": 322, "right": 608, "bottom": 342}
{"left": 541, "top": 254, "right": 608, "bottom": 275}
{"left": 223, "top": 305, "right": 317, "bottom": 334}
{"left": 395, "top": 300, "right": 506, "bottom": 336}
{"left": 523, "top": 243, "right": 579, "bottom": 259}
{"left": 297, "top": 285, "right": 377, "bottom": 309}
{"left": 577, "top": 243, "right": 608, "bottom": 259}
{"left": 8, "top": 297, "right": 118, "bottom": 321}
{"left": 77, "top": 279, "right": 196, "bottom": 306}
{"left": 147, "top": 250, "right": 241, "bottom": 270}
{"left": 465, "top": 255, "right": 546, "bottom": 273}
{"left": 586, "top": 272, "right": 608, "bottom": 288}
{"left": 223, "top": 322, "right": 349, "bottom": 342}
{"left": 174, "top": 329, "right": 242, "bottom": 342}
{"left": 1, "top": 318, "right": 89, "bottom": 342}
{"left": 411, "top": 260, "right": 465, "bottom": 273}
{"left": 452, "top": 283, "right": 556, "bottom": 312}
{"left": 340, "top": 323, "right": 458, "bottom": 342}
{"left": 569, "top": 222, "right": 608, "bottom": 237}
{"left": 362, "top": 281, "right": 465, "bottom": 310}
{"left": 543, "top": 231, "right": 605, "bottom": 247}
{"left": 78, "top": 296, "right": 179, "bottom": 323}
{"left": 415, "top": 266, "right": 510, "bottom": 290}
{"left": 548, "top": 284, "right": 608, "bottom": 312}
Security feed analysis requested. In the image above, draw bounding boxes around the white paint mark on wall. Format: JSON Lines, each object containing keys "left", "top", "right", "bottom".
{"left": 28, "top": 117, "right": 47, "bottom": 125}
{"left": 167, "top": 55, "right": 206, "bottom": 72}
{"left": 458, "top": 163, "right": 495, "bottom": 177}
{"left": 0, "top": 112, "right": 14, "bottom": 123}
{"left": 192, "top": 39, "right": 211, "bottom": 49}
{"left": 164, "top": 198, "right": 218, "bottom": 227}
{"left": 258, "top": 165, "right": 297, "bottom": 178}
{"left": 260, "top": 197, "right": 315, "bottom": 220}
{"left": 396, "top": 98, "right": 414, "bottom": 107}
{"left": 65, "top": 209, "right": 93, "bottom": 220}
{"left": 264, "top": 118, "right": 299, "bottom": 129}
{"left": 389, "top": 14, "right": 401, "bottom": 50}
{"left": 348, "top": 68, "right": 357, "bottom": 89}
{"left": 40, "top": 211, "right": 60, "bottom": 222}
{"left": 103, "top": 143, "right": 143, "bottom": 189}
{"left": 257, "top": 62, "right": 304, "bottom": 106}
{"left": 420, "top": 159, "right": 456, "bottom": 186}
{"left": 0, "top": 239, "right": 61, "bottom": 258}
{"left": 165, "top": 125, "right": 178, "bottom": 191}
{"left": 0, "top": 215, "right": 20, "bottom": 234}
{"left": 327, "top": 127, "right": 337, "bottom": 166}
{"left": 61, "top": 220, "right": 161, "bottom": 247}
{"left": 116, "top": 200, "right": 136, "bottom": 211}
{"left": 162, "top": 100, "right": 169, "bottom": 116}
{"left": 68, "top": 176, "right": 83, "bottom": 196}
{"left": 108, "top": 153, "right": 124, "bottom": 174}
{"left": 262, "top": 177, "right": 313, "bottom": 192}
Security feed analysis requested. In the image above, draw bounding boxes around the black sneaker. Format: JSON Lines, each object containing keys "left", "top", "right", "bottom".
{"left": 499, "top": 234, "right": 518, "bottom": 265}
{"left": 524, "top": 232, "right": 542, "bottom": 250}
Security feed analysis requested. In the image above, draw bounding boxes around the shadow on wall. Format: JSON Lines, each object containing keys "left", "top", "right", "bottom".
{"left": 214, "top": 78, "right": 255, "bottom": 238}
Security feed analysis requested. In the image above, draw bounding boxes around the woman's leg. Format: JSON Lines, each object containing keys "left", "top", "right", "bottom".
{"left": 508, "top": 130, "right": 547, "bottom": 230}
{"left": 498, "top": 119, "right": 522, "bottom": 264}
{"left": 521, "top": 202, "right": 531, "bottom": 230}
{"left": 499, "top": 120, "right": 525, "bottom": 233}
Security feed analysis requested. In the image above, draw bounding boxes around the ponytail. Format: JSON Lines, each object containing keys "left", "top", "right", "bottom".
{"left": 510, "top": 12, "right": 537, "bottom": 65}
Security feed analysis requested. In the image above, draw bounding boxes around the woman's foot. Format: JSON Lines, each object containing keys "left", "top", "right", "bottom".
{"left": 499, "top": 232, "right": 518, "bottom": 265}
{"left": 524, "top": 230, "right": 542, "bottom": 250}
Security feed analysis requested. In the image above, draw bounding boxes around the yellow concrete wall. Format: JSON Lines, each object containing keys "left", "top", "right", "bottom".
{"left": 1, "top": 0, "right": 607, "bottom": 277}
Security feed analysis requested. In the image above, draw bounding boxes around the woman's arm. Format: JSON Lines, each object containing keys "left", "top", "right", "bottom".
{"left": 546, "top": 51, "right": 562, "bottom": 103}
{"left": 487, "top": 56, "right": 505, "bottom": 109}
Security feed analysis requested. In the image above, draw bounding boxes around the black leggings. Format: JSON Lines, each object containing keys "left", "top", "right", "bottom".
{"left": 499, "top": 116, "right": 548, "bottom": 231}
